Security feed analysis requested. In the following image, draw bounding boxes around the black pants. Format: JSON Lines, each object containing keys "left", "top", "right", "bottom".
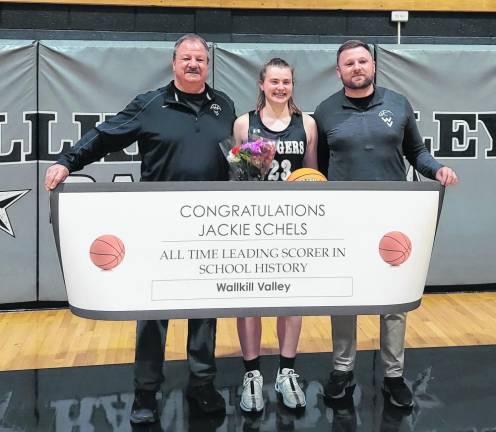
{"left": 134, "top": 318, "right": 217, "bottom": 392}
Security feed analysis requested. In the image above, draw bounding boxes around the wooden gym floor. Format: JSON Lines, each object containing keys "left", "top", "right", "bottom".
{"left": 1, "top": 292, "right": 495, "bottom": 371}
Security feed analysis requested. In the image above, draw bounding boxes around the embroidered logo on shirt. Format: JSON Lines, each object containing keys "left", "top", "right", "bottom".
{"left": 379, "top": 110, "right": 394, "bottom": 127}
{"left": 210, "top": 104, "right": 222, "bottom": 117}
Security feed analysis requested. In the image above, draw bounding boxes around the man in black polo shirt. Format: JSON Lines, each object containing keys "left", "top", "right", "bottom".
{"left": 314, "top": 40, "right": 458, "bottom": 408}
{"left": 45, "top": 34, "right": 236, "bottom": 424}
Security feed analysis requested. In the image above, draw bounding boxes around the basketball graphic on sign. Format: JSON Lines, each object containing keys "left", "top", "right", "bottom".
{"left": 379, "top": 231, "right": 412, "bottom": 266}
{"left": 89, "top": 234, "right": 125, "bottom": 270}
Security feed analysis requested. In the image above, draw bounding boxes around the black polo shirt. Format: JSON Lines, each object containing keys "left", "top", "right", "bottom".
{"left": 314, "top": 87, "right": 442, "bottom": 181}
{"left": 58, "top": 81, "right": 236, "bottom": 182}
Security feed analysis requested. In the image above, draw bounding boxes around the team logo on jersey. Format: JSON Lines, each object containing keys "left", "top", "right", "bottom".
{"left": 379, "top": 110, "right": 394, "bottom": 127}
{"left": 0, "top": 189, "right": 30, "bottom": 237}
{"left": 210, "top": 104, "right": 222, "bottom": 117}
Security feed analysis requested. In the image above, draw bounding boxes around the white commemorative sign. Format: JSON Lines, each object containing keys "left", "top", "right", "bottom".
{"left": 50, "top": 181, "right": 443, "bottom": 320}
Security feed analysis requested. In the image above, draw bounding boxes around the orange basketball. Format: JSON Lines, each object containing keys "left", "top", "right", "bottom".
{"left": 379, "top": 231, "right": 412, "bottom": 266}
{"left": 287, "top": 168, "right": 327, "bottom": 182}
{"left": 89, "top": 234, "right": 125, "bottom": 270}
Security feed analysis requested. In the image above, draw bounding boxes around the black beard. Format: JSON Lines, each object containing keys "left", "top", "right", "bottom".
{"left": 343, "top": 75, "right": 374, "bottom": 90}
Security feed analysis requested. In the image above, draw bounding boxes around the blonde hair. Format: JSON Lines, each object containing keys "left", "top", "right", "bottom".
{"left": 256, "top": 58, "right": 301, "bottom": 115}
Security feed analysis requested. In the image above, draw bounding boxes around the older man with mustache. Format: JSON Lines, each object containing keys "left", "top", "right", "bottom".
{"left": 45, "top": 34, "right": 236, "bottom": 424}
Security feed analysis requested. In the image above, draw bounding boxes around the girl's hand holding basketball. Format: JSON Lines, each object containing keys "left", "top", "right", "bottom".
{"left": 435, "top": 166, "right": 458, "bottom": 186}
{"left": 44, "top": 164, "right": 70, "bottom": 191}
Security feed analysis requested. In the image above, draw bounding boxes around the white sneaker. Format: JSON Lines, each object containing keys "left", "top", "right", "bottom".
{"left": 240, "top": 370, "right": 264, "bottom": 412}
{"left": 275, "top": 368, "right": 306, "bottom": 409}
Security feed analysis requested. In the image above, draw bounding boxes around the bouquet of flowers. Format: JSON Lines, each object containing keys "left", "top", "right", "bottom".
{"left": 219, "top": 137, "right": 276, "bottom": 181}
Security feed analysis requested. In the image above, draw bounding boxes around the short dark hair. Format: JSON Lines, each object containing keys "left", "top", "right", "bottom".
{"left": 173, "top": 34, "right": 209, "bottom": 62}
{"left": 337, "top": 40, "right": 372, "bottom": 64}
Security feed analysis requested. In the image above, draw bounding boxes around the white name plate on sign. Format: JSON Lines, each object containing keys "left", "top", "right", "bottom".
{"left": 50, "top": 181, "right": 443, "bottom": 320}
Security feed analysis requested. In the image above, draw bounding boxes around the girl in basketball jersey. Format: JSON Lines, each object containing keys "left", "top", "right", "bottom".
{"left": 233, "top": 57, "right": 318, "bottom": 412}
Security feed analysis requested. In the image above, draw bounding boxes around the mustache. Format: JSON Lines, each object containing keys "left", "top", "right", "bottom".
{"left": 186, "top": 68, "right": 200, "bottom": 74}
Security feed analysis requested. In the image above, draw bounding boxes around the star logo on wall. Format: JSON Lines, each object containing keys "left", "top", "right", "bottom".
{"left": 0, "top": 190, "right": 30, "bottom": 238}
